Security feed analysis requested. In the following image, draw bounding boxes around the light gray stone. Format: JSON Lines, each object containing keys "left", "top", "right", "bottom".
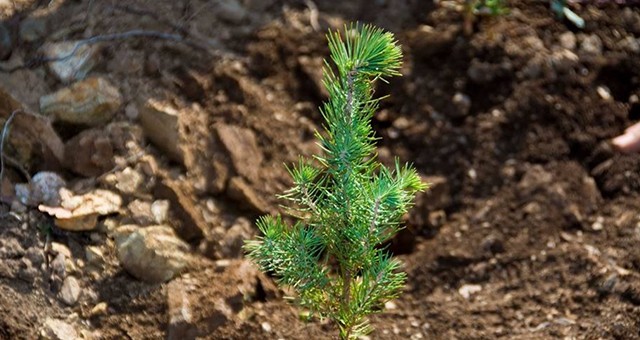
{"left": 40, "top": 318, "right": 78, "bottom": 340}
{"left": 117, "top": 225, "right": 190, "bottom": 283}
{"left": 59, "top": 276, "right": 81, "bottom": 305}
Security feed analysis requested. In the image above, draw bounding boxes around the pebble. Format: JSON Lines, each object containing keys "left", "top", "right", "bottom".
{"left": 261, "top": 322, "right": 272, "bottom": 333}
{"left": 89, "top": 302, "right": 108, "bottom": 317}
{"left": 591, "top": 216, "right": 604, "bottom": 231}
{"left": 217, "top": 0, "right": 248, "bottom": 24}
{"left": 59, "top": 276, "right": 81, "bottom": 305}
{"left": 40, "top": 318, "right": 78, "bottom": 340}
{"left": 458, "top": 284, "right": 482, "bottom": 299}
{"left": 114, "top": 167, "right": 143, "bottom": 194}
{"left": 40, "top": 77, "right": 122, "bottom": 126}
{"left": 452, "top": 92, "right": 471, "bottom": 116}
{"left": 30, "top": 171, "right": 65, "bottom": 206}
{"left": 116, "top": 225, "right": 190, "bottom": 283}
{"left": 151, "top": 200, "right": 170, "bottom": 224}
{"left": 597, "top": 86, "right": 612, "bottom": 101}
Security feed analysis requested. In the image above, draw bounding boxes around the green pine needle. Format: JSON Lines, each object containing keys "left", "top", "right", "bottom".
{"left": 245, "top": 23, "right": 427, "bottom": 339}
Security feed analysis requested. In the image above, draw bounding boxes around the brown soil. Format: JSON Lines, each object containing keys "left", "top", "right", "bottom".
{"left": 1, "top": 0, "right": 640, "bottom": 339}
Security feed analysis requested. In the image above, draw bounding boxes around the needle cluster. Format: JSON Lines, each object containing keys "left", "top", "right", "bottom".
{"left": 245, "top": 24, "right": 426, "bottom": 339}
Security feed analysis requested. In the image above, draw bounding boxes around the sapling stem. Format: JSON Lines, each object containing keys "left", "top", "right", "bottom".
{"left": 245, "top": 23, "right": 427, "bottom": 339}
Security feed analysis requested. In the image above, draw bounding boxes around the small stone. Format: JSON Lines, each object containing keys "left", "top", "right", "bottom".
{"left": 125, "top": 103, "right": 139, "bottom": 120}
{"left": 458, "top": 284, "right": 482, "bottom": 299}
{"left": 42, "top": 41, "right": 99, "bottom": 83}
{"left": 216, "top": 0, "right": 247, "bottom": 24}
{"left": 597, "top": 86, "right": 612, "bottom": 101}
{"left": 85, "top": 246, "right": 105, "bottom": 267}
{"left": 261, "top": 322, "right": 272, "bottom": 333}
{"left": 59, "top": 276, "right": 81, "bottom": 305}
{"left": 49, "top": 256, "right": 66, "bottom": 289}
{"left": 89, "top": 302, "right": 108, "bottom": 317}
{"left": 558, "top": 31, "right": 577, "bottom": 50}
{"left": 128, "top": 200, "right": 154, "bottom": 225}
{"left": 138, "top": 99, "right": 182, "bottom": 162}
{"left": 40, "top": 77, "right": 122, "bottom": 126}
{"left": 19, "top": 17, "right": 47, "bottom": 43}
{"left": 591, "top": 216, "right": 604, "bottom": 231}
{"left": 117, "top": 225, "right": 190, "bottom": 283}
{"left": 115, "top": 167, "right": 143, "bottom": 194}
{"left": 30, "top": 171, "right": 66, "bottom": 206}
{"left": 385, "top": 301, "right": 398, "bottom": 310}
{"left": 51, "top": 242, "right": 72, "bottom": 258}
{"left": 452, "top": 92, "right": 471, "bottom": 117}
{"left": 40, "top": 318, "right": 78, "bottom": 340}
{"left": 151, "top": 200, "right": 170, "bottom": 224}
{"left": 580, "top": 34, "right": 603, "bottom": 55}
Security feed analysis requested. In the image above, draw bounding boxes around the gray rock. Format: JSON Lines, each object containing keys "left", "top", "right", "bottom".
{"left": 16, "top": 171, "right": 66, "bottom": 206}
{"left": 59, "top": 276, "right": 81, "bottom": 305}
{"left": 217, "top": 0, "right": 248, "bottom": 24}
{"left": 117, "top": 225, "right": 190, "bottom": 283}
{"left": 40, "top": 318, "right": 78, "bottom": 340}
{"left": 42, "top": 41, "right": 99, "bottom": 83}
{"left": 40, "top": 77, "right": 122, "bottom": 126}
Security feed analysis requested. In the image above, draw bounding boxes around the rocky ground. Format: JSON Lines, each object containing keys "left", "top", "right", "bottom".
{"left": 0, "top": 0, "right": 639, "bottom": 339}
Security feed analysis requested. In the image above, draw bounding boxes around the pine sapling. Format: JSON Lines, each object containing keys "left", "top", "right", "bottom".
{"left": 245, "top": 24, "right": 427, "bottom": 339}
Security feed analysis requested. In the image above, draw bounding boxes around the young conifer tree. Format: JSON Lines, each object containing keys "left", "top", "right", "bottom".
{"left": 245, "top": 24, "right": 427, "bottom": 339}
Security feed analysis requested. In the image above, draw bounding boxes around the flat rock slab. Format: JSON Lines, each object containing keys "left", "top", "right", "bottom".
{"left": 40, "top": 77, "right": 122, "bottom": 126}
